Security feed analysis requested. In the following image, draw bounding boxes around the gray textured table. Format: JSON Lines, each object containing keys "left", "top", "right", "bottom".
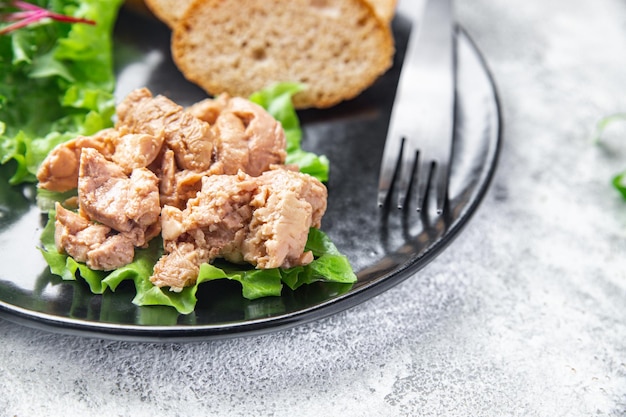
{"left": 2, "top": 0, "right": 626, "bottom": 415}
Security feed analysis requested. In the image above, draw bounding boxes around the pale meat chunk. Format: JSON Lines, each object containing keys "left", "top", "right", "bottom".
{"left": 209, "top": 96, "right": 287, "bottom": 176}
{"left": 255, "top": 167, "right": 327, "bottom": 228}
{"left": 242, "top": 168, "right": 327, "bottom": 268}
{"left": 150, "top": 169, "right": 327, "bottom": 290}
{"left": 37, "top": 128, "right": 118, "bottom": 192}
{"left": 37, "top": 128, "right": 162, "bottom": 191}
{"left": 151, "top": 173, "right": 257, "bottom": 290}
{"left": 168, "top": 173, "right": 256, "bottom": 248}
{"left": 154, "top": 148, "right": 206, "bottom": 210}
{"left": 111, "top": 132, "right": 164, "bottom": 173}
{"left": 78, "top": 148, "right": 161, "bottom": 247}
{"left": 186, "top": 93, "right": 229, "bottom": 125}
{"left": 116, "top": 88, "right": 215, "bottom": 172}
{"left": 86, "top": 234, "right": 136, "bottom": 271}
{"left": 244, "top": 189, "right": 314, "bottom": 268}
{"left": 150, "top": 242, "right": 207, "bottom": 291}
{"left": 169, "top": 170, "right": 206, "bottom": 209}
{"left": 154, "top": 148, "right": 177, "bottom": 204}
{"left": 54, "top": 203, "right": 135, "bottom": 271}
{"left": 55, "top": 202, "right": 110, "bottom": 262}
{"left": 155, "top": 93, "right": 287, "bottom": 208}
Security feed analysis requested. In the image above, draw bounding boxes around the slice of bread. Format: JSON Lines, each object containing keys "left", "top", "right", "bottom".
{"left": 172, "top": 0, "right": 394, "bottom": 109}
{"left": 144, "top": 0, "right": 193, "bottom": 27}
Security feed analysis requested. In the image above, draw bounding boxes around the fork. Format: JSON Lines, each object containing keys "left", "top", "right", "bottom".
{"left": 376, "top": 0, "right": 455, "bottom": 212}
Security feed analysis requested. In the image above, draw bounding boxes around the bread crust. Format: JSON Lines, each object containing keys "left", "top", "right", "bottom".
{"left": 144, "top": 0, "right": 194, "bottom": 27}
{"left": 366, "top": 0, "right": 398, "bottom": 23}
{"left": 144, "top": 0, "right": 397, "bottom": 27}
{"left": 172, "top": 0, "right": 394, "bottom": 109}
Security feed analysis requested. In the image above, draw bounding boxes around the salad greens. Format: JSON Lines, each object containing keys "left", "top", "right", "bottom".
{"left": 41, "top": 217, "right": 356, "bottom": 315}
{"left": 0, "top": 0, "right": 122, "bottom": 184}
{"left": 39, "top": 84, "right": 353, "bottom": 314}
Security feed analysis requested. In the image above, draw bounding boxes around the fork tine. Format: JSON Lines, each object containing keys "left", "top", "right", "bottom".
{"left": 396, "top": 139, "right": 416, "bottom": 208}
{"left": 433, "top": 158, "right": 450, "bottom": 213}
{"left": 414, "top": 157, "right": 432, "bottom": 211}
{"left": 376, "top": 131, "right": 403, "bottom": 207}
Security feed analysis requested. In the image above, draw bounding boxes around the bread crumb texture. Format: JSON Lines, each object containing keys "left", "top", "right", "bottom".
{"left": 172, "top": 0, "right": 395, "bottom": 108}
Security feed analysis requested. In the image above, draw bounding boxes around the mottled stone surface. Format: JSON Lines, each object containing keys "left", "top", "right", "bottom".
{"left": 2, "top": 0, "right": 626, "bottom": 415}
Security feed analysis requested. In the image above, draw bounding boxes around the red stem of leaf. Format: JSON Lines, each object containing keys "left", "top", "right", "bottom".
{"left": 0, "top": 0, "right": 95, "bottom": 35}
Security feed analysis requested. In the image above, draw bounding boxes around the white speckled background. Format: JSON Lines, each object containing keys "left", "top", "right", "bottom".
{"left": 2, "top": 0, "right": 626, "bottom": 415}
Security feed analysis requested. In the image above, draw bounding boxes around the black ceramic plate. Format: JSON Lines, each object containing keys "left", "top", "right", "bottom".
{"left": 0, "top": 7, "right": 501, "bottom": 341}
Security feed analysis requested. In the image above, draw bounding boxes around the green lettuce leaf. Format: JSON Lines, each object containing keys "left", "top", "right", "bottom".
{"left": 0, "top": 0, "right": 122, "bottom": 184}
{"left": 612, "top": 171, "right": 626, "bottom": 200}
{"left": 40, "top": 213, "right": 356, "bottom": 315}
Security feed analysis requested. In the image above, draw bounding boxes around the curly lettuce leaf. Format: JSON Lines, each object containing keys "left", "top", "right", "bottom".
{"left": 40, "top": 213, "right": 356, "bottom": 315}
{"left": 0, "top": 0, "right": 122, "bottom": 184}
